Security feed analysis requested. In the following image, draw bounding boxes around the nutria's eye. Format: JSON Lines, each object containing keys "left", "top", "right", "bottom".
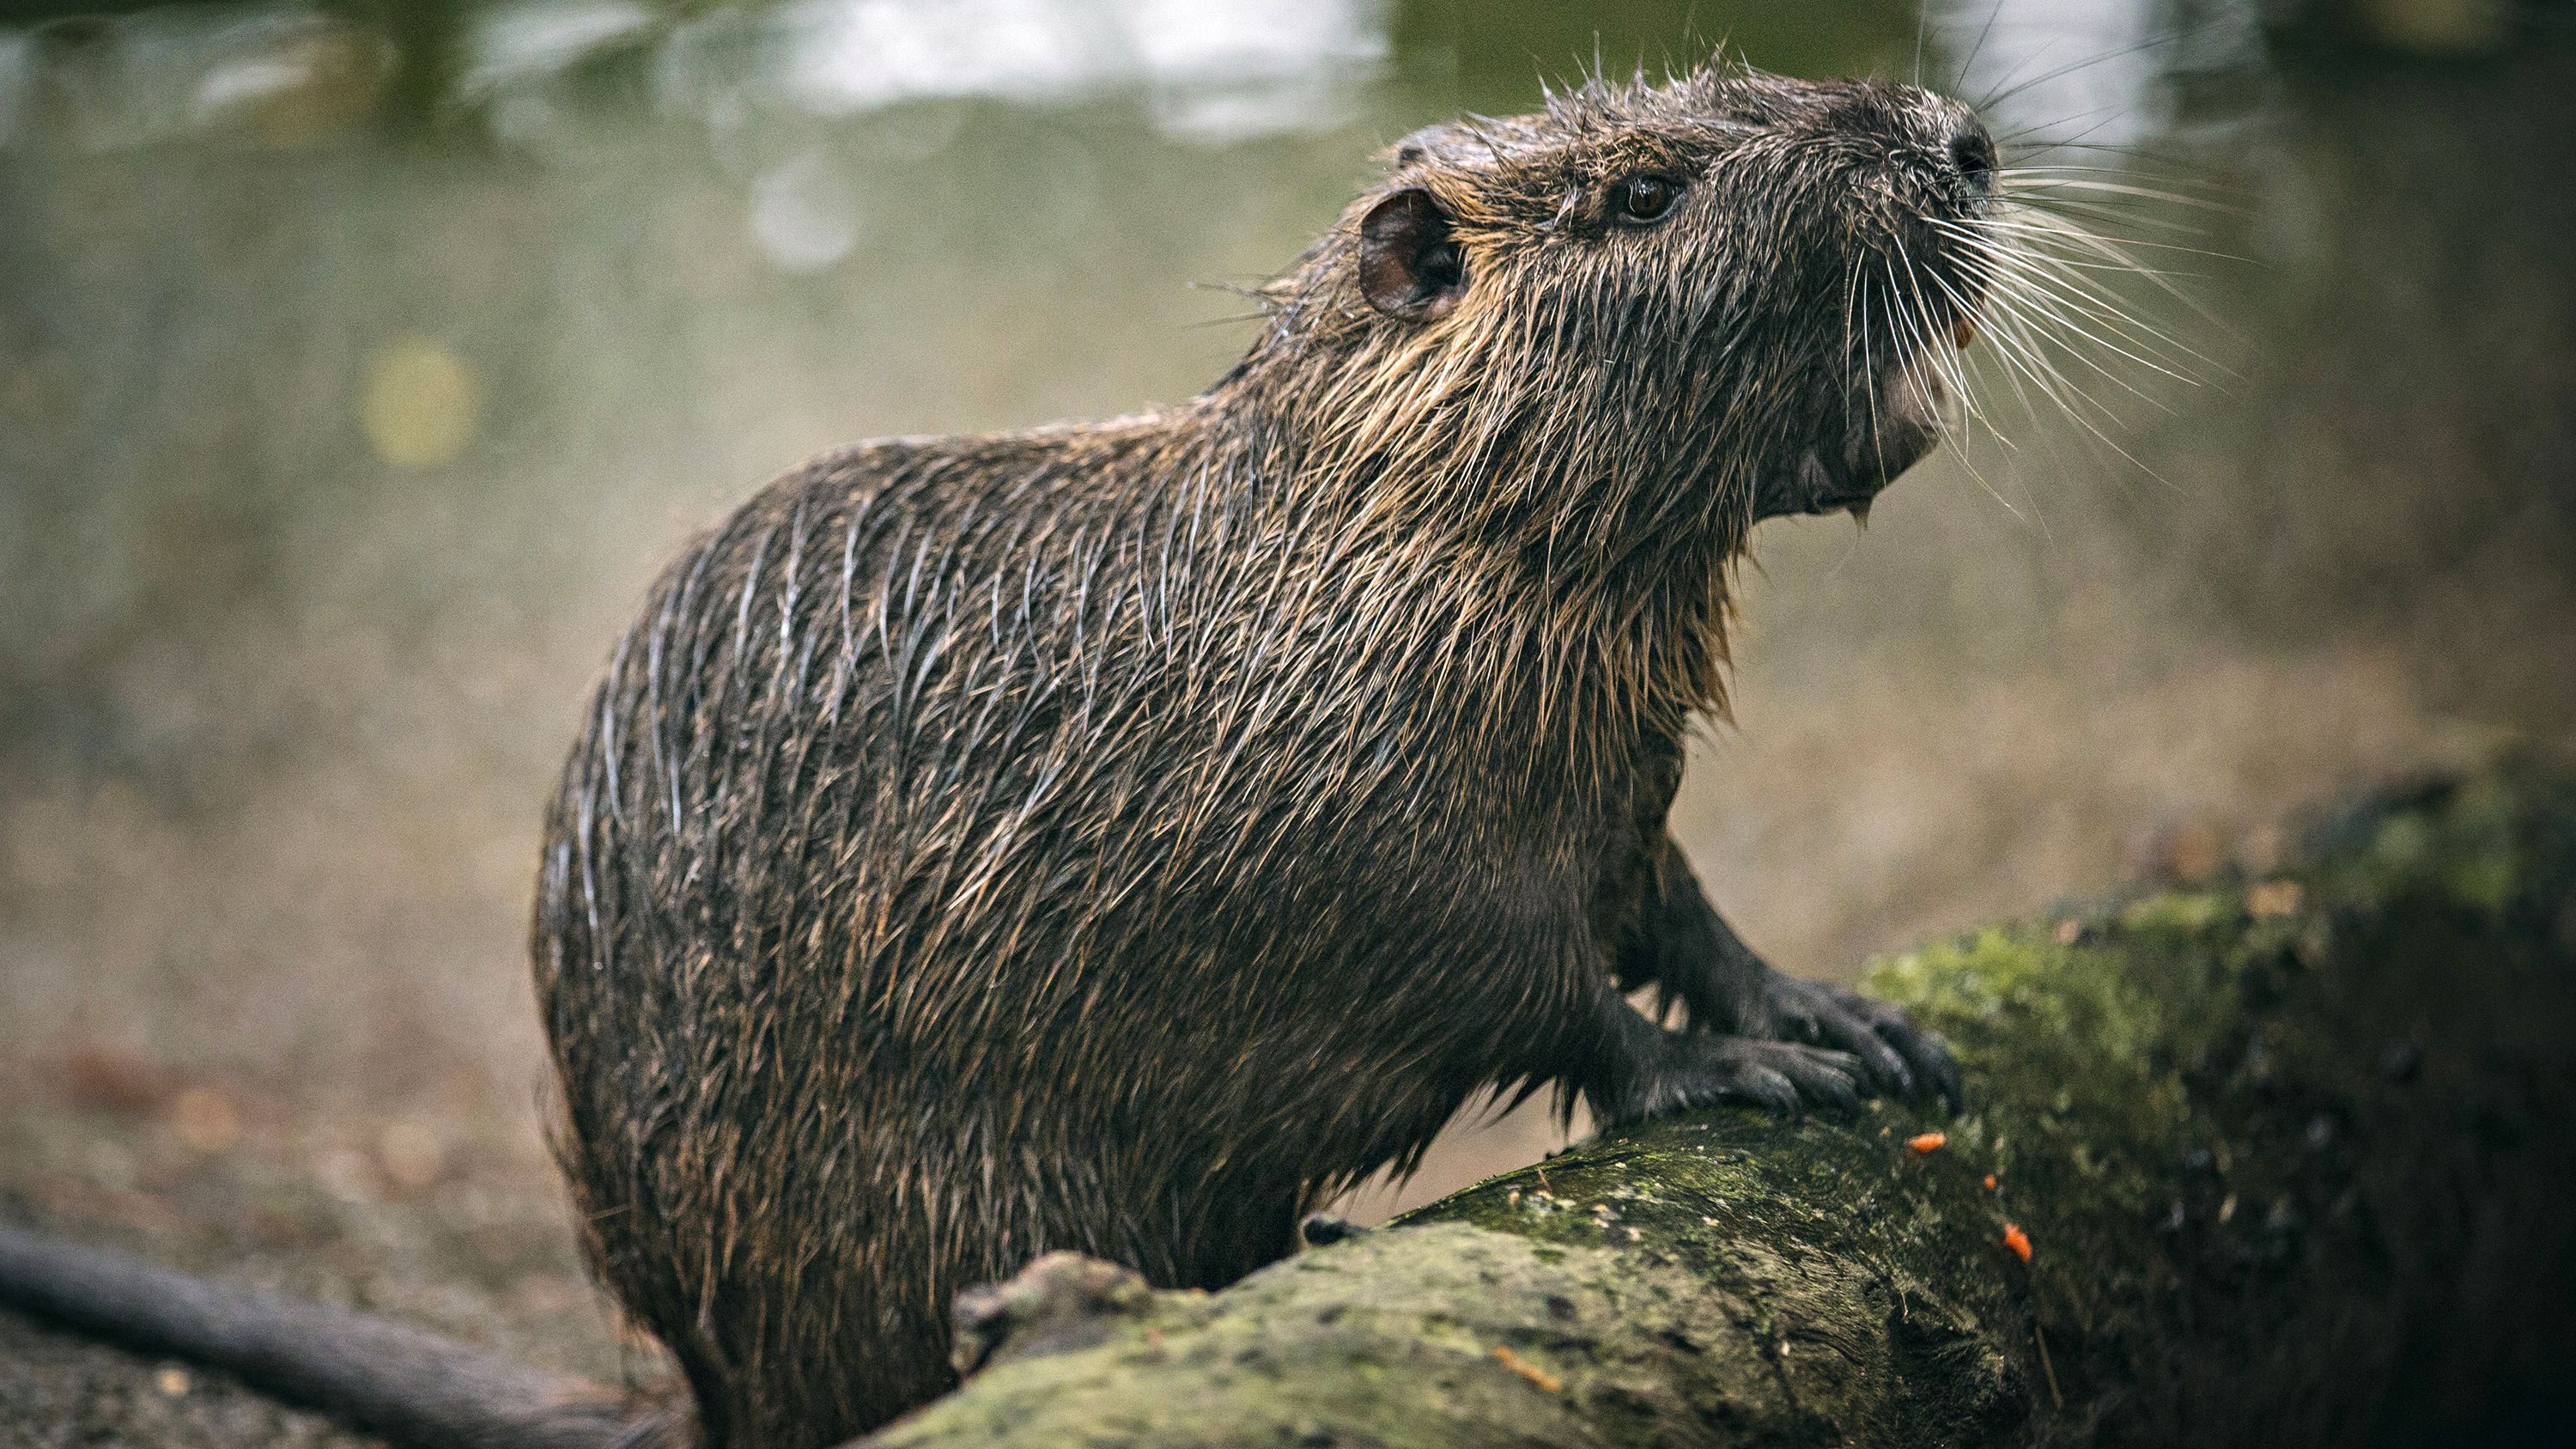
{"left": 1613, "top": 174, "right": 1681, "bottom": 224}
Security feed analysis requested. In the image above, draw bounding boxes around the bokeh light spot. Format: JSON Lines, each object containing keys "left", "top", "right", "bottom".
{"left": 750, "top": 148, "right": 862, "bottom": 272}
{"left": 361, "top": 337, "right": 483, "bottom": 469}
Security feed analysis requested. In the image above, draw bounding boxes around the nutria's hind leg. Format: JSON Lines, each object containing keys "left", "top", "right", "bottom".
{"left": 1615, "top": 834, "right": 1961, "bottom": 1109}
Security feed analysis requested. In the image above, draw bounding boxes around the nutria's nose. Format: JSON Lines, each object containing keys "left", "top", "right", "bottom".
{"left": 1946, "top": 124, "right": 1997, "bottom": 192}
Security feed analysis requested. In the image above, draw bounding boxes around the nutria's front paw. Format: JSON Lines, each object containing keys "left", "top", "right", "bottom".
{"left": 1752, "top": 975, "right": 1961, "bottom": 1111}
{"left": 1611, "top": 1035, "right": 1868, "bottom": 1123}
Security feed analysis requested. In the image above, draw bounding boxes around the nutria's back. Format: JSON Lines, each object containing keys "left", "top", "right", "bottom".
{"left": 537, "top": 63, "right": 1995, "bottom": 1447}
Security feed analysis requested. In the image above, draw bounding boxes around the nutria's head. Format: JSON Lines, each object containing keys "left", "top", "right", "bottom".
{"left": 1243, "top": 64, "right": 2000, "bottom": 560}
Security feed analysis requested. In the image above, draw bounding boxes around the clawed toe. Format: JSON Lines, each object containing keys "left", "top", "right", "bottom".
{"left": 1837, "top": 989, "right": 1964, "bottom": 1111}
{"left": 1759, "top": 978, "right": 1962, "bottom": 1111}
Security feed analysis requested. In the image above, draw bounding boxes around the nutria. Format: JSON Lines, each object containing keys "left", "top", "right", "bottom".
{"left": 3, "top": 62, "right": 1994, "bottom": 1449}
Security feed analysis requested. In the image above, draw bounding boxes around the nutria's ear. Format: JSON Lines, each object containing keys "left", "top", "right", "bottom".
{"left": 1358, "top": 187, "right": 1466, "bottom": 322}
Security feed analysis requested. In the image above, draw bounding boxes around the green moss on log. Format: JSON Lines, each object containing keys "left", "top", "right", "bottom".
{"left": 866, "top": 764, "right": 2576, "bottom": 1448}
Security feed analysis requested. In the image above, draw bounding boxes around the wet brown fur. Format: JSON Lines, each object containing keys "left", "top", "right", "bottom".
{"left": 534, "top": 63, "right": 1993, "bottom": 1448}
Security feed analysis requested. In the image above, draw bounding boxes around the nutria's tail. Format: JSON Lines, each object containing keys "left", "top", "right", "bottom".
{"left": 0, "top": 1221, "right": 681, "bottom": 1449}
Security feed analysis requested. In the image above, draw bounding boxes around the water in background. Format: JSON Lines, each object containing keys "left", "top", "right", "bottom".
{"left": 2, "top": 0, "right": 2570, "bottom": 1227}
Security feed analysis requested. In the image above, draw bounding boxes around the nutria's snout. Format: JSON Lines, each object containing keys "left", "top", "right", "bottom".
{"left": 1947, "top": 125, "right": 1998, "bottom": 196}
{"left": 1754, "top": 88, "right": 2001, "bottom": 524}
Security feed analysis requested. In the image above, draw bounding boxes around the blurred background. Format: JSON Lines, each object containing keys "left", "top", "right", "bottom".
{"left": 2, "top": 0, "right": 2571, "bottom": 1416}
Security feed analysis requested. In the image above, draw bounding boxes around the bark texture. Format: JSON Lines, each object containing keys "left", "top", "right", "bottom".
{"left": 863, "top": 761, "right": 2576, "bottom": 1448}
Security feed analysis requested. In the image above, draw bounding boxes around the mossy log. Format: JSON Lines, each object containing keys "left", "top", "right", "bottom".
{"left": 865, "top": 764, "right": 2576, "bottom": 1448}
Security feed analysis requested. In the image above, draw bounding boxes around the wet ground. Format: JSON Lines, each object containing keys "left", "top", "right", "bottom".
{"left": 1, "top": 1093, "right": 635, "bottom": 1446}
